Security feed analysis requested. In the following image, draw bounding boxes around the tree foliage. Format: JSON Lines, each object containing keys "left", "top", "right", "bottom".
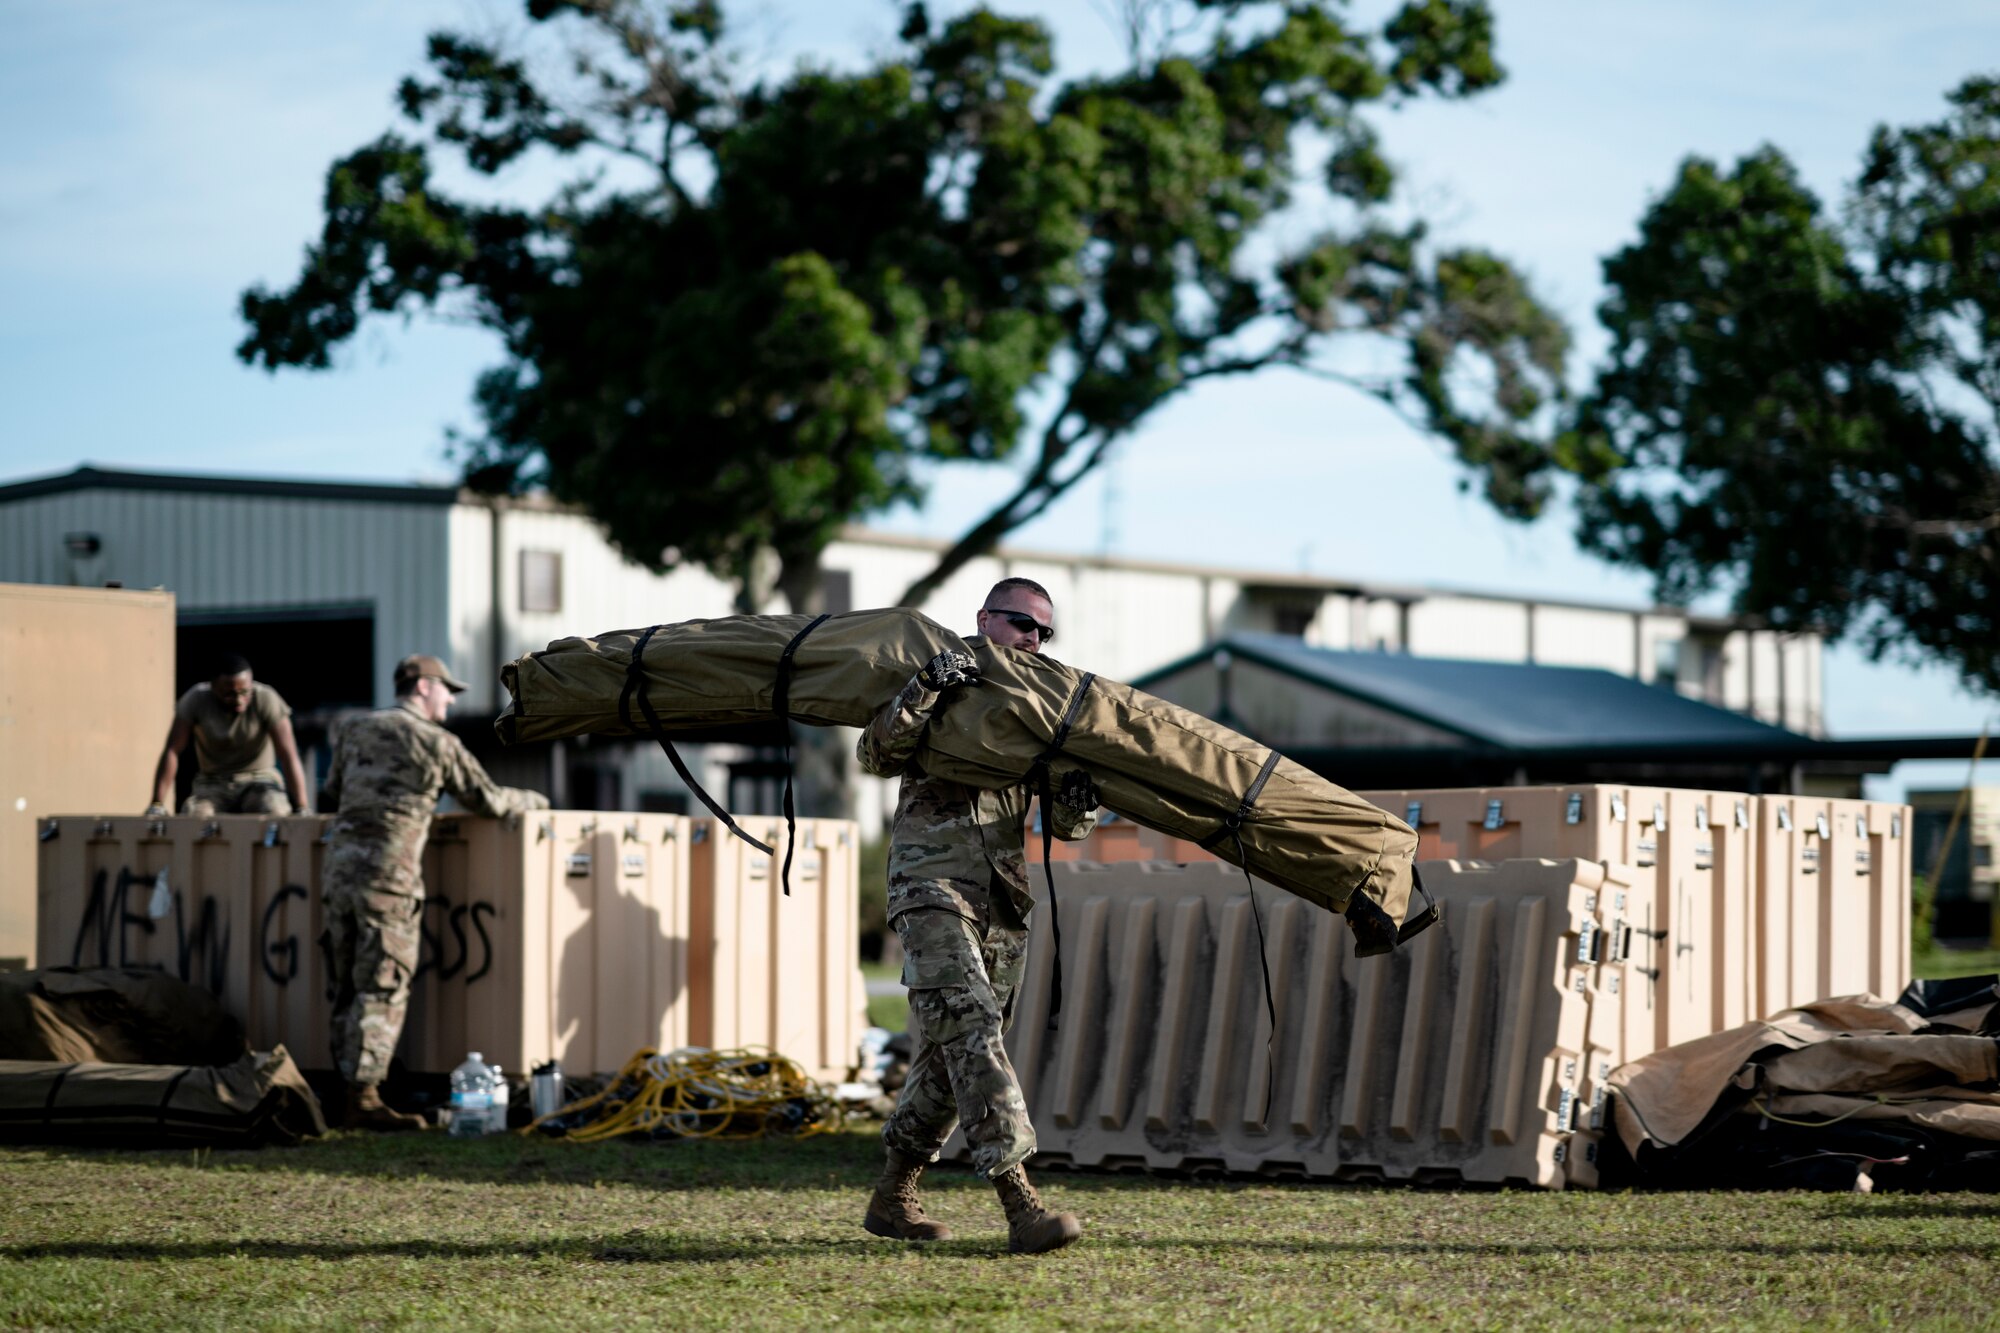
{"left": 240, "top": 0, "right": 1566, "bottom": 611}
{"left": 1570, "top": 77, "right": 2000, "bottom": 691}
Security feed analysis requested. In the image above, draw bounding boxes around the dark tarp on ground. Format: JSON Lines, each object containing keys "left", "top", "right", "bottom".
{"left": 0, "top": 967, "right": 246, "bottom": 1066}
{"left": 0, "top": 1047, "right": 326, "bottom": 1147}
{"left": 1605, "top": 979, "right": 2000, "bottom": 1191}
{"left": 498, "top": 609, "right": 1420, "bottom": 925}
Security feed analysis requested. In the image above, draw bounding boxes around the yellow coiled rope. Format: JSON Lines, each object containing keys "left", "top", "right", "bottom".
{"left": 523, "top": 1047, "right": 845, "bottom": 1144}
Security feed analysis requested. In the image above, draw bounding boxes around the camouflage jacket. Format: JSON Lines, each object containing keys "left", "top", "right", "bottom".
{"left": 857, "top": 666, "right": 1098, "bottom": 925}
{"left": 322, "top": 698, "right": 547, "bottom": 897}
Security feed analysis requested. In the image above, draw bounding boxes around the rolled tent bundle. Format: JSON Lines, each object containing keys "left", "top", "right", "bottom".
{"left": 497, "top": 608, "right": 1420, "bottom": 930}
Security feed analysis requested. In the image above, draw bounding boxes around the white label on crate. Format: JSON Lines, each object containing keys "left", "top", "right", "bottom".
{"left": 1636, "top": 839, "right": 1658, "bottom": 868}
{"left": 1609, "top": 975, "right": 1622, "bottom": 995}
{"left": 567, "top": 853, "right": 591, "bottom": 877}
{"left": 623, "top": 853, "right": 645, "bottom": 878}
{"left": 1694, "top": 843, "right": 1714, "bottom": 871}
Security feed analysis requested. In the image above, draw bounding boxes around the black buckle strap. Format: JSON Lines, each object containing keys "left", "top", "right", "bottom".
{"left": 1201, "top": 747, "right": 1284, "bottom": 1125}
{"left": 773, "top": 614, "right": 831, "bottom": 896}
{"left": 1398, "top": 864, "right": 1441, "bottom": 944}
{"left": 1032, "top": 672, "right": 1095, "bottom": 1031}
{"left": 619, "top": 624, "right": 772, "bottom": 856}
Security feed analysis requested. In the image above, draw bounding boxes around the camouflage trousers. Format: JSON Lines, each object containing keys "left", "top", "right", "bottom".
{"left": 183, "top": 775, "right": 289, "bottom": 817}
{"left": 882, "top": 906, "right": 1036, "bottom": 1178}
{"left": 323, "top": 884, "right": 422, "bottom": 1086}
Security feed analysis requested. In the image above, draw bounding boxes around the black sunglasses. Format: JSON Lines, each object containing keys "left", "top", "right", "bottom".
{"left": 984, "top": 608, "right": 1055, "bottom": 645}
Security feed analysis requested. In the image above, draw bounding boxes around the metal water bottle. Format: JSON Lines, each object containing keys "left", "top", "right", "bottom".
{"left": 530, "top": 1060, "right": 564, "bottom": 1120}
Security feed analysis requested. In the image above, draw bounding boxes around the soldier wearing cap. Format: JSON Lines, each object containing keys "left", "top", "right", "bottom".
{"left": 146, "top": 652, "right": 310, "bottom": 817}
{"left": 320, "top": 653, "right": 548, "bottom": 1131}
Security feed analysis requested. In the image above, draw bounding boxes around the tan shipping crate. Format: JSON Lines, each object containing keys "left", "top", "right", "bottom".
{"left": 1357, "top": 786, "right": 1748, "bottom": 1056}
{"left": 687, "top": 815, "right": 867, "bottom": 1083}
{"left": 948, "top": 857, "right": 1632, "bottom": 1188}
{"left": 37, "top": 811, "right": 694, "bottom": 1078}
{"left": 0, "top": 583, "right": 176, "bottom": 969}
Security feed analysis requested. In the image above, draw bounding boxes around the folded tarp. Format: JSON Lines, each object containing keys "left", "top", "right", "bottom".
{"left": 0, "top": 967, "right": 247, "bottom": 1066}
{"left": 499, "top": 608, "right": 1420, "bottom": 927}
{"left": 0, "top": 1046, "right": 327, "bottom": 1147}
{"left": 1605, "top": 983, "right": 2000, "bottom": 1190}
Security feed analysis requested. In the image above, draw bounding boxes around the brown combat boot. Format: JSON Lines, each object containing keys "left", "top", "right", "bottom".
{"left": 862, "top": 1148, "right": 953, "bottom": 1242}
{"left": 991, "top": 1163, "right": 1081, "bottom": 1255}
{"left": 344, "top": 1083, "right": 427, "bottom": 1132}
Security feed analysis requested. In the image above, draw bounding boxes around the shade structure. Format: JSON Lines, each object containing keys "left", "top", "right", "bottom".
{"left": 498, "top": 608, "right": 1420, "bottom": 928}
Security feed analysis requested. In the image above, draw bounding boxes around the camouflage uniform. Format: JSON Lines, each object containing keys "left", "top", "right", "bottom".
{"left": 320, "top": 697, "right": 547, "bottom": 1086}
{"left": 857, "top": 663, "right": 1097, "bottom": 1177}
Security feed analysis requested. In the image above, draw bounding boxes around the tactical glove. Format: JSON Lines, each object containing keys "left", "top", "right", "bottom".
{"left": 1056, "top": 769, "right": 1099, "bottom": 814}
{"left": 917, "top": 649, "right": 981, "bottom": 692}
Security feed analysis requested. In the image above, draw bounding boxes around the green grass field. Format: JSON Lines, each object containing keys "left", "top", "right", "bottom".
{"left": 1914, "top": 946, "right": 2000, "bottom": 980}
{"left": 4, "top": 1125, "right": 1998, "bottom": 1330}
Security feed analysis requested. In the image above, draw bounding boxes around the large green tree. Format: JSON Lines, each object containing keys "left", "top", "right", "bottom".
{"left": 241, "top": 0, "right": 1567, "bottom": 612}
{"left": 1570, "top": 76, "right": 2000, "bottom": 691}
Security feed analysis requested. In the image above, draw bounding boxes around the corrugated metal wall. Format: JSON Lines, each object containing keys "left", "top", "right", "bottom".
{"left": 0, "top": 488, "right": 451, "bottom": 708}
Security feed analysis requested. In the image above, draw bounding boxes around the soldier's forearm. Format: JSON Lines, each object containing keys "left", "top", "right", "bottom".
{"left": 283, "top": 755, "right": 310, "bottom": 812}
{"left": 151, "top": 751, "right": 176, "bottom": 808}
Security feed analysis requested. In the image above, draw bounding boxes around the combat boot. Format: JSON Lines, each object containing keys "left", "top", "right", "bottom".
{"left": 863, "top": 1147, "right": 953, "bottom": 1241}
{"left": 991, "top": 1163, "right": 1081, "bottom": 1255}
{"left": 344, "top": 1083, "right": 427, "bottom": 1132}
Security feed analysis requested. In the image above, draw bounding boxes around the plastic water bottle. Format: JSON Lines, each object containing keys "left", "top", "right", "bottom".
{"left": 490, "top": 1062, "right": 510, "bottom": 1131}
{"left": 449, "top": 1051, "right": 497, "bottom": 1137}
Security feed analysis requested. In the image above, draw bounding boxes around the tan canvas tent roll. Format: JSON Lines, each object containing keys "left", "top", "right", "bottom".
{"left": 499, "top": 608, "right": 1420, "bottom": 929}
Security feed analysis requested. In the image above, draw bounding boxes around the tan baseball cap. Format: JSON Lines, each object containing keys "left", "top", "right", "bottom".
{"left": 394, "top": 654, "right": 470, "bottom": 694}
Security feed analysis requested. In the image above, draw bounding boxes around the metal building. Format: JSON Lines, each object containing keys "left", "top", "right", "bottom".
{"left": 0, "top": 465, "right": 1827, "bottom": 826}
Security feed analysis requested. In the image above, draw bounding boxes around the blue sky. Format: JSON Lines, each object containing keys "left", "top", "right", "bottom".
{"left": 3, "top": 0, "right": 1997, "bottom": 793}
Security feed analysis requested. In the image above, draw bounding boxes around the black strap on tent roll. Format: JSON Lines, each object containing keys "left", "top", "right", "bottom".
{"left": 619, "top": 624, "right": 772, "bottom": 856}
{"left": 1202, "top": 748, "right": 1284, "bottom": 1125}
{"left": 1030, "top": 672, "right": 1096, "bottom": 1030}
{"left": 771, "top": 614, "right": 831, "bottom": 895}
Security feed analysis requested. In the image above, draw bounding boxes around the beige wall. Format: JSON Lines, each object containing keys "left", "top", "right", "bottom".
{"left": 0, "top": 583, "right": 175, "bottom": 967}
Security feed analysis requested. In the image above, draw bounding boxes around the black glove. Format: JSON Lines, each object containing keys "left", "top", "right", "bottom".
{"left": 917, "top": 649, "right": 981, "bottom": 692}
{"left": 1056, "top": 769, "right": 1099, "bottom": 813}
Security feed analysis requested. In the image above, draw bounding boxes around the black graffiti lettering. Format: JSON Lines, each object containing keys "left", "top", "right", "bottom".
{"left": 445, "top": 902, "right": 470, "bottom": 982}
{"left": 319, "top": 928, "right": 337, "bottom": 1003}
{"left": 71, "top": 868, "right": 158, "bottom": 970}
{"left": 173, "top": 891, "right": 230, "bottom": 995}
{"left": 465, "top": 902, "right": 497, "bottom": 984}
{"left": 260, "top": 885, "right": 307, "bottom": 985}
{"left": 414, "top": 895, "right": 451, "bottom": 984}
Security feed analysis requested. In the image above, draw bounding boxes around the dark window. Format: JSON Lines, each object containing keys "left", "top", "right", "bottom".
{"left": 1273, "top": 605, "right": 1315, "bottom": 637}
{"left": 520, "top": 549, "right": 563, "bottom": 613}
